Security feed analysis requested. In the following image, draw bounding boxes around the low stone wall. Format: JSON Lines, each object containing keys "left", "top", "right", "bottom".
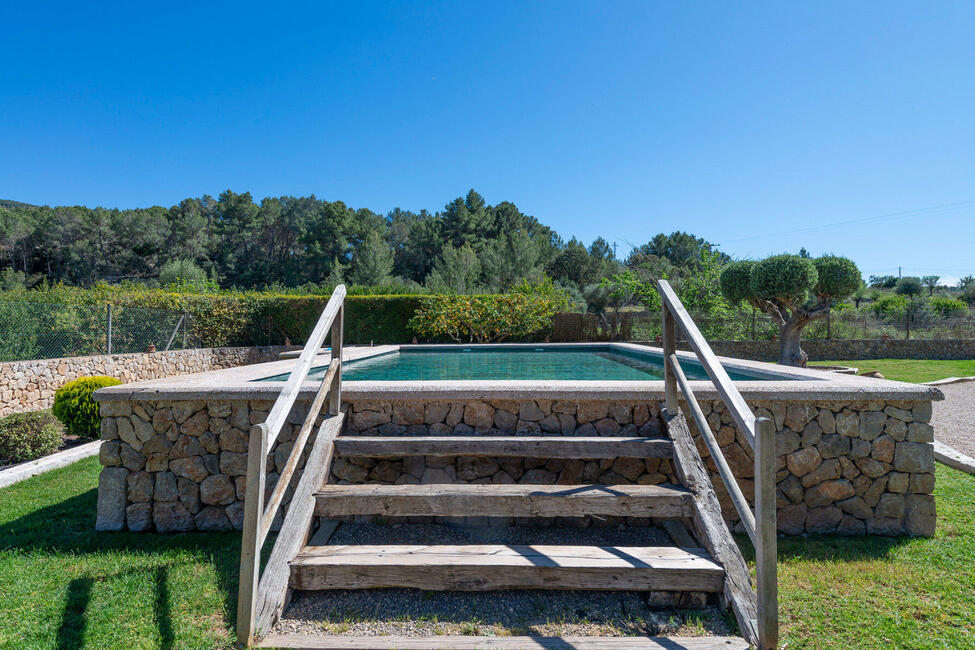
{"left": 0, "top": 346, "right": 294, "bottom": 417}
{"left": 673, "top": 339, "right": 975, "bottom": 362}
{"left": 95, "top": 395, "right": 936, "bottom": 536}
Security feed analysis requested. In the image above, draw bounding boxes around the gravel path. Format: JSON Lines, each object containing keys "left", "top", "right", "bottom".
{"left": 272, "top": 521, "right": 731, "bottom": 639}
{"left": 931, "top": 382, "right": 975, "bottom": 458}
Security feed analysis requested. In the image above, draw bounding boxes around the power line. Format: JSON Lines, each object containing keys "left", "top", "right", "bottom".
{"left": 723, "top": 199, "right": 975, "bottom": 243}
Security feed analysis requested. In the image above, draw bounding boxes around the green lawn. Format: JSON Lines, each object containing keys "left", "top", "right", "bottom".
{"left": 809, "top": 358, "right": 975, "bottom": 384}
{"left": 1, "top": 458, "right": 973, "bottom": 648}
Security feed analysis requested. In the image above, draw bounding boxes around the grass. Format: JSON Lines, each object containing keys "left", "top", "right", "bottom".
{"left": 808, "top": 358, "right": 975, "bottom": 384}
{"left": 0, "top": 456, "right": 238, "bottom": 649}
{"left": 1, "top": 458, "right": 973, "bottom": 648}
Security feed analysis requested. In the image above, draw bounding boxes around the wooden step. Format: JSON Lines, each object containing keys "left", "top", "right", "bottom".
{"left": 334, "top": 436, "right": 673, "bottom": 459}
{"left": 289, "top": 544, "right": 724, "bottom": 592}
{"left": 314, "top": 483, "right": 694, "bottom": 518}
{"left": 257, "top": 632, "right": 749, "bottom": 648}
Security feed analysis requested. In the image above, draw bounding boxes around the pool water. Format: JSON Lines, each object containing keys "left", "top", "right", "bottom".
{"left": 258, "top": 346, "right": 771, "bottom": 382}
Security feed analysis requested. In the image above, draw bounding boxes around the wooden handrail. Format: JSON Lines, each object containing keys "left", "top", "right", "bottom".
{"left": 237, "top": 286, "right": 346, "bottom": 646}
{"left": 668, "top": 352, "right": 757, "bottom": 543}
{"left": 262, "top": 285, "right": 346, "bottom": 448}
{"left": 658, "top": 279, "right": 778, "bottom": 650}
{"left": 658, "top": 280, "right": 756, "bottom": 448}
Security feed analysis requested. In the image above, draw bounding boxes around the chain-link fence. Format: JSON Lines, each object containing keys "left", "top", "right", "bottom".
{"left": 0, "top": 301, "right": 200, "bottom": 362}
{"left": 552, "top": 309, "right": 975, "bottom": 343}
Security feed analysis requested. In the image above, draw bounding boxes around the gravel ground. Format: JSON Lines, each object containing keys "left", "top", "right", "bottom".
{"left": 272, "top": 521, "right": 732, "bottom": 639}
{"left": 931, "top": 382, "right": 975, "bottom": 458}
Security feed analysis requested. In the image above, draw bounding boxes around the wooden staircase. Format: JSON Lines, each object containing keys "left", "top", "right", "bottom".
{"left": 236, "top": 284, "right": 778, "bottom": 650}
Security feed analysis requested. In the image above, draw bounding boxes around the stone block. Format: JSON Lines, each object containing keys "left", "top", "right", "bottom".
{"left": 785, "top": 404, "right": 816, "bottom": 432}
{"left": 866, "top": 517, "right": 902, "bottom": 536}
{"left": 520, "top": 468, "right": 557, "bottom": 484}
{"left": 219, "top": 451, "right": 249, "bottom": 477}
{"left": 99, "top": 440, "right": 122, "bottom": 466}
{"left": 805, "top": 479, "right": 855, "bottom": 508}
{"left": 910, "top": 473, "right": 935, "bottom": 494}
{"left": 859, "top": 411, "right": 886, "bottom": 441}
{"left": 100, "top": 417, "right": 118, "bottom": 441}
{"left": 226, "top": 502, "right": 245, "bottom": 530}
{"left": 116, "top": 418, "right": 140, "bottom": 450}
{"left": 777, "top": 503, "right": 807, "bottom": 535}
{"left": 152, "top": 408, "right": 173, "bottom": 433}
{"left": 612, "top": 457, "right": 645, "bottom": 482}
{"left": 180, "top": 410, "right": 209, "bottom": 436}
{"left": 911, "top": 401, "right": 932, "bottom": 423}
{"left": 127, "top": 471, "right": 153, "bottom": 503}
{"left": 907, "top": 422, "right": 934, "bottom": 443}
{"left": 801, "top": 459, "right": 840, "bottom": 488}
{"left": 119, "top": 443, "right": 146, "bottom": 471}
{"left": 777, "top": 429, "right": 801, "bottom": 456}
{"left": 894, "top": 442, "right": 934, "bottom": 473}
{"left": 805, "top": 506, "right": 842, "bottom": 534}
{"left": 464, "top": 402, "right": 494, "bottom": 428}
{"left": 817, "top": 409, "right": 836, "bottom": 434}
{"left": 837, "top": 514, "right": 866, "bottom": 535}
{"left": 196, "top": 506, "right": 233, "bottom": 531}
{"left": 887, "top": 472, "right": 909, "bottom": 494}
{"left": 96, "top": 467, "right": 129, "bottom": 531}
{"left": 837, "top": 496, "right": 872, "bottom": 519}
{"left": 200, "top": 475, "right": 236, "bottom": 505}
{"left": 392, "top": 402, "right": 424, "bottom": 425}
{"left": 155, "top": 471, "right": 178, "bottom": 502}
{"left": 786, "top": 446, "right": 822, "bottom": 478}
{"left": 126, "top": 503, "right": 153, "bottom": 532}
{"left": 333, "top": 459, "right": 370, "bottom": 482}
{"left": 800, "top": 421, "right": 822, "bottom": 448}
{"left": 871, "top": 435, "right": 895, "bottom": 464}
{"left": 835, "top": 411, "right": 859, "bottom": 437}
{"left": 493, "top": 410, "right": 517, "bottom": 432}
{"left": 905, "top": 494, "right": 936, "bottom": 536}
{"left": 884, "top": 405, "right": 912, "bottom": 422}
{"left": 177, "top": 477, "right": 201, "bottom": 514}
{"left": 170, "top": 456, "right": 209, "bottom": 482}
{"left": 518, "top": 402, "right": 545, "bottom": 422}
{"left": 818, "top": 434, "right": 851, "bottom": 459}
{"left": 854, "top": 457, "right": 891, "bottom": 479}
{"left": 874, "top": 493, "right": 905, "bottom": 519}
{"left": 576, "top": 402, "right": 608, "bottom": 424}
{"left": 153, "top": 501, "right": 194, "bottom": 533}
{"left": 539, "top": 414, "right": 561, "bottom": 433}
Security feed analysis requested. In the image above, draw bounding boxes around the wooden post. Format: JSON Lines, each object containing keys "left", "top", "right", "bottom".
{"left": 236, "top": 423, "right": 269, "bottom": 646}
{"left": 329, "top": 305, "right": 343, "bottom": 416}
{"left": 754, "top": 416, "right": 778, "bottom": 649}
{"left": 662, "top": 304, "right": 678, "bottom": 414}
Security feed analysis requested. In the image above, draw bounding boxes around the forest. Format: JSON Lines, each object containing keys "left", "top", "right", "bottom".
{"left": 0, "top": 190, "right": 722, "bottom": 301}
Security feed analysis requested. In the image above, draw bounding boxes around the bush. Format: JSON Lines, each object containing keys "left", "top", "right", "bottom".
{"left": 929, "top": 296, "right": 969, "bottom": 319}
{"left": 52, "top": 376, "right": 122, "bottom": 438}
{"left": 894, "top": 276, "right": 923, "bottom": 297}
{"left": 410, "top": 283, "right": 568, "bottom": 343}
{"left": 872, "top": 293, "right": 909, "bottom": 317}
{"left": 0, "top": 410, "right": 64, "bottom": 463}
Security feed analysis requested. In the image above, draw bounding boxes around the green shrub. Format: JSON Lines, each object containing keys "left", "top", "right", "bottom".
{"left": 52, "top": 376, "right": 122, "bottom": 438}
{"left": 0, "top": 410, "right": 64, "bottom": 463}
{"left": 872, "top": 293, "right": 908, "bottom": 317}
{"left": 929, "top": 296, "right": 969, "bottom": 318}
{"left": 410, "top": 283, "right": 568, "bottom": 343}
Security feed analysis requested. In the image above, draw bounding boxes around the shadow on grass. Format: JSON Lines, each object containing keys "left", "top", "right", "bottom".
{"left": 0, "top": 487, "right": 241, "bottom": 647}
{"left": 734, "top": 531, "right": 916, "bottom": 564}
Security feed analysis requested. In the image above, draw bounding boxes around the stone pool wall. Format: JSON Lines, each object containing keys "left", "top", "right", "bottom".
{"left": 94, "top": 396, "right": 936, "bottom": 536}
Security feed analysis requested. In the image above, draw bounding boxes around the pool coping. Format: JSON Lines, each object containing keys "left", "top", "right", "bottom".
{"left": 93, "top": 343, "right": 944, "bottom": 403}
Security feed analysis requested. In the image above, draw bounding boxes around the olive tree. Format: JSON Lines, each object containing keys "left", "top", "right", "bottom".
{"left": 719, "top": 254, "right": 861, "bottom": 367}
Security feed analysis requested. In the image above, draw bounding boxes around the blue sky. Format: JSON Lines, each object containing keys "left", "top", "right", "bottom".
{"left": 2, "top": 1, "right": 974, "bottom": 282}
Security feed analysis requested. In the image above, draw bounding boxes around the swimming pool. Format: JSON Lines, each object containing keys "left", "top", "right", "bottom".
{"left": 257, "top": 345, "right": 778, "bottom": 382}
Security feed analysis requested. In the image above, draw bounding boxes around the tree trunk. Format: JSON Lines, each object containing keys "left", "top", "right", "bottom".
{"left": 779, "top": 319, "right": 808, "bottom": 367}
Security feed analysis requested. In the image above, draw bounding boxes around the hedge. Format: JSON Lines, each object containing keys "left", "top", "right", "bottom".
{"left": 0, "top": 285, "right": 429, "bottom": 347}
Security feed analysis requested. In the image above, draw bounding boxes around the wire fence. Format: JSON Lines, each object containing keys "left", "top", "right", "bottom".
{"left": 0, "top": 301, "right": 200, "bottom": 362}
{"left": 552, "top": 309, "right": 975, "bottom": 343}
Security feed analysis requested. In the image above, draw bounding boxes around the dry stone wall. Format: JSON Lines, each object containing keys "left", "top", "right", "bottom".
{"left": 95, "top": 396, "right": 936, "bottom": 536}
{"left": 0, "top": 346, "right": 293, "bottom": 417}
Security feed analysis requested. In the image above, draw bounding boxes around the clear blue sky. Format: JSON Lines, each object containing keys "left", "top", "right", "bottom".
{"left": 2, "top": 1, "right": 974, "bottom": 282}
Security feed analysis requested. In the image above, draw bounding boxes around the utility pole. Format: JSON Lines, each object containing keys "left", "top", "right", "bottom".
{"left": 898, "top": 266, "right": 902, "bottom": 278}
{"left": 612, "top": 241, "right": 617, "bottom": 259}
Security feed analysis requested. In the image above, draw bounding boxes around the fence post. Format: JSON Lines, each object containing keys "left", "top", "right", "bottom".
{"left": 662, "top": 304, "right": 678, "bottom": 414}
{"left": 106, "top": 305, "right": 113, "bottom": 355}
{"left": 754, "top": 416, "right": 778, "bottom": 649}
{"left": 329, "top": 305, "right": 344, "bottom": 415}
{"left": 236, "top": 423, "right": 268, "bottom": 646}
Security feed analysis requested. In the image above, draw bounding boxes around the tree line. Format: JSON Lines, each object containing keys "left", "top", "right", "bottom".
{"left": 0, "top": 190, "right": 721, "bottom": 299}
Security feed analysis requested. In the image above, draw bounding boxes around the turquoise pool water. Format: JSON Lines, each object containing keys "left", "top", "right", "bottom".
{"left": 258, "top": 345, "right": 773, "bottom": 382}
